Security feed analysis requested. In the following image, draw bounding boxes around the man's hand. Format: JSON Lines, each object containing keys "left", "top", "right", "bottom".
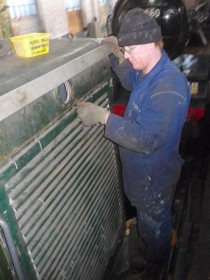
{"left": 101, "top": 36, "right": 124, "bottom": 64}
{"left": 77, "top": 101, "right": 109, "bottom": 126}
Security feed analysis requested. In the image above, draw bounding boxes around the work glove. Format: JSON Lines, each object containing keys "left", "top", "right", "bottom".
{"left": 77, "top": 101, "right": 109, "bottom": 126}
{"left": 101, "top": 36, "right": 124, "bottom": 64}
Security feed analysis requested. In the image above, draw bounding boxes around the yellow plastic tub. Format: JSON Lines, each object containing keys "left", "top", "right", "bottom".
{"left": 9, "top": 33, "right": 50, "bottom": 58}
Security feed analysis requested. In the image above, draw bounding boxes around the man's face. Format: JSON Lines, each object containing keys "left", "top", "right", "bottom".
{"left": 122, "top": 43, "right": 154, "bottom": 72}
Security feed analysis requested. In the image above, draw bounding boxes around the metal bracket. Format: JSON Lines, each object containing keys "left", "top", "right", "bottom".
{"left": 0, "top": 217, "right": 25, "bottom": 280}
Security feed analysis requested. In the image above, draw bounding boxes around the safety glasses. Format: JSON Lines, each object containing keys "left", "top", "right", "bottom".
{"left": 120, "top": 46, "right": 137, "bottom": 54}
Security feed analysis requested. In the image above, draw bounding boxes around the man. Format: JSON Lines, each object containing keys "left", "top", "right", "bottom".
{"left": 77, "top": 7, "right": 190, "bottom": 279}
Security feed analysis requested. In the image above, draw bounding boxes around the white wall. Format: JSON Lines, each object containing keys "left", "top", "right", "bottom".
{"left": 81, "top": 0, "right": 95, "bottom": 27}
{"left": 81, "top": 0, "right": 117, "bottom": 26}
{"left": 81, "top": 0, "right": 111, "bottom": 37}
{"left": 36, "top": 0, "right": 68, "bottom": 38}
{"left": 11, "top": 16, "right": 40, "bottom": 36}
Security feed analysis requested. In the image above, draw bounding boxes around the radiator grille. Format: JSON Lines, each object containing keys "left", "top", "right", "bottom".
{"left": 3, "top": 85, "right": 124, "bottom": 279}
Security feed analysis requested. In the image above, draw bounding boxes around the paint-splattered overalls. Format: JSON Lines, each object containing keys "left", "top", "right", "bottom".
{"left": 105, "top": 51, "right": 190, "bottom": 262}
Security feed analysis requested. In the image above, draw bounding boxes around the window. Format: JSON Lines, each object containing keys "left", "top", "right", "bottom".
{"left": 65, "top": 0, "right": 81, "bottom": 11}
{"left": 7, "top": 0, "right": 36, "bottom": 19}
{"left": 99, "top": 0, "right": 108, "bottom": 4}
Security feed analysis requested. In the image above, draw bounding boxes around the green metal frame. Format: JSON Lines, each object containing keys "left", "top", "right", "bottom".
{"left": 0, "top": 40, "right": 124, "bottom": 279}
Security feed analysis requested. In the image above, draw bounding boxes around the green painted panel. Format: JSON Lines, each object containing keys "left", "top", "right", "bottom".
{"left": 0, "top": 41, "right": 124, "bottom": 280}
{"left": 0, "top": 61, "right": 110, "bottom": 162}
{"left": 0, "top": 84, "right": 124, "bottom": 279}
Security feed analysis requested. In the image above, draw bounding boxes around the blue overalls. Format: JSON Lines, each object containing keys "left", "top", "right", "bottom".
{"left": 105, "top": 51, "right": 190, "bottom": 262}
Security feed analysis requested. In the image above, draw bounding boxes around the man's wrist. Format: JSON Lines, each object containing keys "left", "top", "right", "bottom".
{"left": 104, "top": 112, "right": 110, "bottom": 124}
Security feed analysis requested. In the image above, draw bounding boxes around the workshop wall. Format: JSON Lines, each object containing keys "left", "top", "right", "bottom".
{"left": 4, "top": 0, "right": 118, "bottom": 39}
{"left": 10, "top": 15, "right": 40, "bottom": 36}
{"left": 36, "top": 0, "right": 69, "bottom": 38}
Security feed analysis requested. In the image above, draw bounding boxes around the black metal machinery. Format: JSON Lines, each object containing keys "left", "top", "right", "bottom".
{"left": 108, "top": 0, "right": 210, "bottom": 58}
{"left": 110, "top": 0, "right": 189, "bottom": 59}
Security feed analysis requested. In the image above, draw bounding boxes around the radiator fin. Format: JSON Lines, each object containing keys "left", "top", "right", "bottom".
{"left": 4, "top": 88, "right": 124, "bottom": 279}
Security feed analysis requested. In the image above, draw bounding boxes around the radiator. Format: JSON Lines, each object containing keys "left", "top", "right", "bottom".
{"left": 0, "top": 38, "right": 125, "bottom": 280}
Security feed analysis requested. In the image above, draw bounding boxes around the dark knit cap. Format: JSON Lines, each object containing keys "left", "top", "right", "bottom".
{"left": 117, "top": 7, "right": 162, "bottom": 47}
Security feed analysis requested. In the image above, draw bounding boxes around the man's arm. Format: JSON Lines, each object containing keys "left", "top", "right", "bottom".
{"left": 109, "top": 54, "right": 133, "bottom": 91}
{"left": 105, "top": 91, "right": 188, "bottom": 154}
{"left": 101, "top": 36, "right": 134, "bottom": 91}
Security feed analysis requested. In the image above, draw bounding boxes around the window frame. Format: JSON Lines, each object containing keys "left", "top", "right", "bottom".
{"left": 65, "top": 0, "right": 81, "bottom": 12}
